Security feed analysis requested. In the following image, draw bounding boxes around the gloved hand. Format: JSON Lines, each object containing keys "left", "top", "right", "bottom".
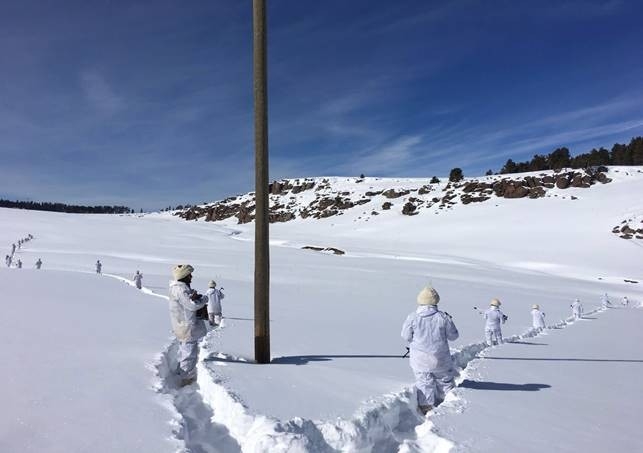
{"left": 208, "top": 314, "right": 216, "bottom": 326}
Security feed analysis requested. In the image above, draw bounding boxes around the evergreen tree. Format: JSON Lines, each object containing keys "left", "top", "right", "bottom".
{"left": 528, "top": 154, "right": 548, "bottom": 171}
{"left": 547, "top": 147, "right": 571, "bottom": 170}
{"left": 630, "top": 137, "right": 643, "bottom": 165}
{"left": 449, "top": 168, "right": 464, "bottom": 182}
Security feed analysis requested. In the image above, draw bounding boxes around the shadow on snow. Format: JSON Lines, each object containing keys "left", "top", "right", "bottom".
{"left": 460, "top": 379, "right": 551, "bottom": 391}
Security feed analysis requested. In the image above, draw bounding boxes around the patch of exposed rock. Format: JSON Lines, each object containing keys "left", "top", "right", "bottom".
{"left": 302, "top": 246, "right": 346, "bottom": 255}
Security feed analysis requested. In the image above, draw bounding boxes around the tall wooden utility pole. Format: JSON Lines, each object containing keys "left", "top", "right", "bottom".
{"left": 253, "top": 0, "right": 270, "bottom": 364}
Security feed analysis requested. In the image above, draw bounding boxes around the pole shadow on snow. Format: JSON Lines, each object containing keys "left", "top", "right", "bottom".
{"left": 271, "top": 355, "right": 403, "bottom": 365}
{"left": 460, "top": 379, "right": 551, "bottom": 391}
{"left": 482, "top": 357, "right": 643, "bottom": 363}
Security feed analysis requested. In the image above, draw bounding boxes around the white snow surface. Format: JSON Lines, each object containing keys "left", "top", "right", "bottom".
{"left": 1, "top": 167, "right": 642, "bottom": 452}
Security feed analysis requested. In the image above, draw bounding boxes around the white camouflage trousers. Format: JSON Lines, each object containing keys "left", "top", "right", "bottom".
{"left": 485, "top": 328, "right": 503, "bottom": 345}
{"left": 177, "top": 340, "right": 199, "bottom": 379}
{"left": 413, "top": 368, "right": 456, "bottom": 406}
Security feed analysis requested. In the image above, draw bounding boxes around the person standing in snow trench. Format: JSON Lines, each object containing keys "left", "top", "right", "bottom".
{"left": 401, "top": 286, "right": 459, "bottom": 415}
{"left": 169, "top": 264, "right": 208, "bottom": 387}
{"left": 133, "top": 270, "right": 143, "bottom": 289}
{"left": 484, "top": 298, "right": 507, "bottom": 345}
{"left": 531, "top": 304, "right": 546, "bottom": 330}
{"left": 571, "top": 298, "right": 583, "bottom": 319}
{"left": 205, "top": 280, "right": 225, "bottom": 327}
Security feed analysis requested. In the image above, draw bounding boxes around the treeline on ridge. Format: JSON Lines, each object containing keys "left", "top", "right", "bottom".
{"left": 496, "top": 136, "right": 643, "bottom": 174}
{"left": 0, "top": 199, "right": 132, "bottom": 214}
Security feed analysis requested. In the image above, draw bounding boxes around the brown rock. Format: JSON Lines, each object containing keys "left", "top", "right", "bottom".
{"left": 462, "top": 182, "right": 480, "bottom": 193}
{"left": 556, "top": 177, "right": 569, "bottom": 189}
{"left": 461, "top": 195, "right": 490, "bottom": 204}
{"left": 302, "top": 246, "right": 324, "bottom": 252}
{"left": 596, "top": 173, "right": 612, "bottom": 184}
{"left": 269, "top": 211, "right": 295, "bottom": 223}
{"left": 237, "top": 205, "right": 254, "bottom": 224}
{"left": 382, "top": 202, "right": 392, "bottom": 210}
{"left": 621, "top": 226, "right": 636, "bottom": 235}
{"left": 402, "top": 202, "right": 417, "bottom": 216}
{"left": 504, "top": 184, "right": 529, "bottom": 199}
{"left": 528, "top": 187, "right": 546, "bottom": 199}
{"left": 382, "top": 189, "right": 410, "bottom": 199}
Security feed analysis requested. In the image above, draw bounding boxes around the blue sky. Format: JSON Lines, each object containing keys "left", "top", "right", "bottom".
{"left": 1, "top": 0, "right": 642, "bottom": 210}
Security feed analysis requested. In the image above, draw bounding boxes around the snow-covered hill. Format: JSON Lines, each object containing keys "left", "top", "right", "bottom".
{"left": 177, "top": 167, "right": 637, "bottom": 228}
{"left": 1, "top": 166, "right": 642, "bottom": 452}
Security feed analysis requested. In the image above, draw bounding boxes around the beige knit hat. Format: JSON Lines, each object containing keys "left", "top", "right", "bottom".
{"left": 208, "top": 280, "right": 217, "bottom": 288}
{"left": 490, "top": 298, "right": 501, "bottom": 307}
{"left": 173, "top": 264, "right": 194, "bottom": 280}
{"left": 532, "top": 304, "right": 539, "bottom": 310}
{"left": 417, "top": 286, "right": 440, "bottom": 305}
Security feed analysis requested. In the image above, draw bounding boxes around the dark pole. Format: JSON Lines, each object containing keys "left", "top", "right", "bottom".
{"left": 253, "top": 0, "right": 270, "bottom": 364}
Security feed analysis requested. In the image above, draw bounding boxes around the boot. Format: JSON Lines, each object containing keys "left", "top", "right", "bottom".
{"left": 179, "top": 376, "right": 197, "bottom": 387}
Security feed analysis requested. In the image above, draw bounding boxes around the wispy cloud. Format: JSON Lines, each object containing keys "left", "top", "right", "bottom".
{"left": 339, "top": 135, "right": 423, "bottom": 175}
{"left": 80, "top": 70, "right": 125, "bottom": 115}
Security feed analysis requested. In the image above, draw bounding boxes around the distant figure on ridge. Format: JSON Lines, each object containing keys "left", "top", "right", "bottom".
{"left": 11, "top": 244, "right": 16, "bottom": 255}
{"left": 484, "top": 299, "right": 507, "bottom": 345}
{"left": 531, "top": 304, "right": 546, "bottom": 330}
{"left": 133, "top": 270, "right": 143, "bottom": 289}
{"left": 35, "top": 259, "right": 42, "bottom": 269}
{"left": 571, "top": 298, "right": 583, "bottom": 319}
{"left": 169, "top": 264, "right": 208, "bottom": 387}
{"left": 401, "top": 286, "right": 459, "bottom": 415}
{"left": 622, "top": 296, "right": 629, "bottom": 306}
{"left": 206, "top": 280, "right": 225, "bottom": 327}
{"left": 5, "top": 255, "right": 11, "bottom": 267}
{"left": 95, "top": 260, "right": 102, "bottom": 274}
{"left": 17, "top": 259, "right": 22, "bottom": 269}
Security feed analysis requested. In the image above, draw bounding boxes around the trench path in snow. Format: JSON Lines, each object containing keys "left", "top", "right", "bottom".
{"left": 101, "top": 271, "right": 609, "bottom": 452}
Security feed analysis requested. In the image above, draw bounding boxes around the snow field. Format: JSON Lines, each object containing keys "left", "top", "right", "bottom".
{"left": 0, "top": 269, "right": 179, "bottom": 453}
{"left": 1, "top": 167, "right": 642, "bottom": 452}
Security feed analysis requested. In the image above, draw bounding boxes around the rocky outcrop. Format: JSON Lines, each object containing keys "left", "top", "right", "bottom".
{"left": 175, "top": 169, "right": 615, "bottom": 225}
{"left": 611, "top": 220, "right": 643, "bottom": 241}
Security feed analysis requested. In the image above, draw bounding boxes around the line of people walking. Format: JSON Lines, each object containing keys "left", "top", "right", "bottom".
{"left": 4, "top": 234, "right": 41, "bottom": 269}
{"left": 400, "top": 285, "right": 633, "bottom": 416}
